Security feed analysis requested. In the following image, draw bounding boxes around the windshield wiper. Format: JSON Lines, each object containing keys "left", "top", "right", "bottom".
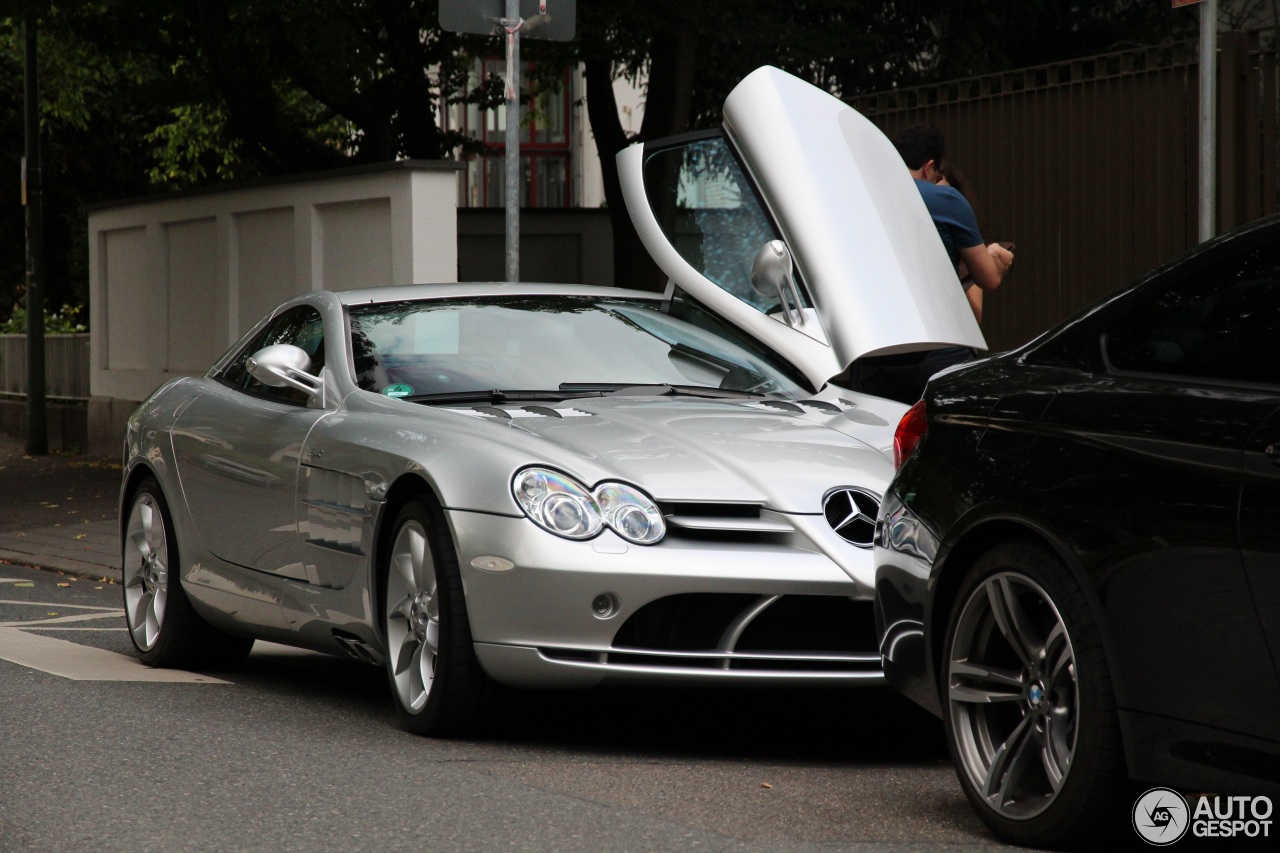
{"left": 404, "top": 389, "right": 606, "bottom": 405}
{"left": 558, "top": 382, "right": 768, "bottom": 400}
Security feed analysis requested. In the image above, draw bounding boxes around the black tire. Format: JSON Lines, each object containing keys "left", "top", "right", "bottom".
{"left": 122, "top": 476, "right": 254, "bottom": 669}
{"left": 941, "top": 541, "right": 1126, "bottom": 850}
{"left": 382, "top": 497, "right": 492, "bottom": 736}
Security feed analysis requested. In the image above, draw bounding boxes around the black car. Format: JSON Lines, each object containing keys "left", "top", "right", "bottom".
{"left": 874, "top": 214, "right": 1280, "bottom": 849}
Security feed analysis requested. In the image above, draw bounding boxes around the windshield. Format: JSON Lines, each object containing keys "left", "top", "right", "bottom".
{"left": 347, "top": 295, "right": 811, "bottom": 400}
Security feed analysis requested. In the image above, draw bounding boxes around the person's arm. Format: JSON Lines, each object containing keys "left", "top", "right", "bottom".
{"left": 959, "top": 242, "right": 1012, "bottom": 290}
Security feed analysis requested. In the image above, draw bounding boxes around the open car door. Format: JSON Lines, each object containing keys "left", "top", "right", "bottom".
{"left": 619, "top": 66, "right": 986, "bottom": 390}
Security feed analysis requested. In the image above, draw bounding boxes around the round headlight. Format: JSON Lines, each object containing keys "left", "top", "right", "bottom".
{"left": 512, "top": 468, "right": 602, "bottom": 539}
{"left": 594, "top": 482, "right": 665, "bottom": 545}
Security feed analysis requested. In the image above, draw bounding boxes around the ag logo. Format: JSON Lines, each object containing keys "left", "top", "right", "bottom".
{"left": 1133, "top": 787, "right": 1190, "bottom": 845}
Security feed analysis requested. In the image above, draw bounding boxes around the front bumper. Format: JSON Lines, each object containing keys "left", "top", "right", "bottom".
{"left": 448, "top": 509, "right": 885, "bottom": 688}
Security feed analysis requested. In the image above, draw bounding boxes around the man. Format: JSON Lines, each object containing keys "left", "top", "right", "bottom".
{"left": 893, "top": 124, "right": 1013, "bottom": 314}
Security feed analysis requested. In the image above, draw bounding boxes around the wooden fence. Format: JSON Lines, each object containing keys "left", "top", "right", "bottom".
{"left": 852, "top": 29, "right": 1279, "bottom": 351}
{"left": 0, "top": 334, "right": 91, "bottom": 401}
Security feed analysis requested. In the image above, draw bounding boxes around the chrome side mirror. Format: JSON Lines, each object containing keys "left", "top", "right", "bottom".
{"left": 246, "top": 344, "right": 323, "bottom": 400}
{"left": 750, "top": 239, "right": 804, "bottom": 327}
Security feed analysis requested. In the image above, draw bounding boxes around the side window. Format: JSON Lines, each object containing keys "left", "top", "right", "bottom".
{"left": 218, "top": 306, "right": 326, "bottom": 405}
{"left": 1103, "top": 238, "right": 1280, "bottom": 386}
{"left": 643, "top": 135, "right": 810, "bottom": 314}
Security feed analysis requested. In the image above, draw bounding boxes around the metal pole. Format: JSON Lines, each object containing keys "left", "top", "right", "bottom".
{"left": 1199, "top": 0, "right": 1217, "bottom": 242}
{"left": 23, "top": 18, "right": 47, "bottom": 455}
{"left": 504, "top": 0, "right": 521, "bottom": 282}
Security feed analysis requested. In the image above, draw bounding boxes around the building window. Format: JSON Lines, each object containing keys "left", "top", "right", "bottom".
{"left": 459, "top": 61, "right": 571, "bottom": 208}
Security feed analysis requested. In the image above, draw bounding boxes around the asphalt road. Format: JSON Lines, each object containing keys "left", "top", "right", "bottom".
{"left": 0, "top": 561, "right": 1024, "bottom": 853}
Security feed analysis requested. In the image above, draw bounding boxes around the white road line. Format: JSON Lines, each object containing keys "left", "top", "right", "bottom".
{"left": 0, "top": 598, "right": 118, "bottom": 611}
{"left": 0, "top": 611, "right": 123, "bottom": 628}
{"left": 0, "top": 628, "right": 230, "bottom": 683}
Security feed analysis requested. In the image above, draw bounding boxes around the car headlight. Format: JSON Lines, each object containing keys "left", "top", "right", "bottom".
{"left": 512, "top": 468, "right": 603, "bottom": 540}
{"left": 595, "top": 482, "right": 665, "bottom": 544}
{"left": 512, "top": 468, "right": 666, "bottom": 545}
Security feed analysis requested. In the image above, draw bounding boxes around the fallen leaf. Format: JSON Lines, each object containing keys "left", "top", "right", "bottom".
{"left": 73, "top": 534, "right": 86, "bottom": 540}
{"left": 760, "top": 783, "right": 773, "bottom": 790}
{"left": 14, "top": 582, "right": 34, "bottom": 588}
{"left": 46, "top": 611, "right": 59, "bottom": 616}
{"left": 57, "top": 582, "right": 71, "bottom": 587}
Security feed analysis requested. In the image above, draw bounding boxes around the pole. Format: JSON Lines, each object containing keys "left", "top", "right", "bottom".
{"left": 23, "top": 18, "right": 47, "bottom": 455}
{"left": 1199, "top": 0, "right": 1217, "bottom": 242}
{"left": 504, "top": 0, "right": 521, "bottom": 282}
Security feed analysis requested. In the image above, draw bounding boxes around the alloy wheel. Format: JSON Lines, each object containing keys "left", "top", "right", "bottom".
{"left": 385, "top": 519, "right": 439, "bottom": 714}
{"left": 123, "top": 492, "right": 170, "bottom": 651}
{"left": 947, "top": 571, "right": 1078, "bottom": 820}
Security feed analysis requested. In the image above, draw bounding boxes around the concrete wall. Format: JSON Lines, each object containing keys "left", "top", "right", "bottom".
{"left": 85, "top": 161, "right": 462, "bottom": 456}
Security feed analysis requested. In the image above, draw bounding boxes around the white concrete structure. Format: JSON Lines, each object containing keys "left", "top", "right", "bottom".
{"left": 85, "top": 160, "right": 462, "bottom": 455}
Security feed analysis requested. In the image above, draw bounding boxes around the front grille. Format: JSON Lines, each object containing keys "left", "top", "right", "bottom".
{"left": 596, "top": 593, "right": 880, "bottom": 675}
{"left": 735, "top": 596, "right": 877, "bottom": 652}
{"left": 613, "top": 593, "right": 759, "bottom": 651}
{"left": 656, "top": 501, "right": 762, "bottom": 519}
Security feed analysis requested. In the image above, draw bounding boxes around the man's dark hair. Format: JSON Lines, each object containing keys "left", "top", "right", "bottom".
{"left": 892, "top": 124, "right": 945, "bottom": 170}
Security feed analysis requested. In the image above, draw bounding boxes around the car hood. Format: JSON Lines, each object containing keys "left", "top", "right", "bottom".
{"left": 442, "top": 394, "right": 897, "bottom": 514}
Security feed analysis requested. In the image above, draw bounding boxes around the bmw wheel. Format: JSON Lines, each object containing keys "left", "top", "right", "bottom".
{"left": 122, "top": 476, "right": 254, "bottom": 668}
{"left": 383, "top": 497, "right": 491, "bottom": 736}
{"left": 942, "top": 542, "right": 1125, "bottom": 849}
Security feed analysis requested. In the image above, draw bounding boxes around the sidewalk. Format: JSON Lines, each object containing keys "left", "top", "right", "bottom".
{"left": 0, "top": 434, "right": 122, "bottom": 583}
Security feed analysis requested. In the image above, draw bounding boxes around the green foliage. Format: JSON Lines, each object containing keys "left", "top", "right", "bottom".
{"left": 0, "top": 304, "right": 87, "bottom": 334}
{"left": 144, "top": 102, "right": 247, "bottom": 188}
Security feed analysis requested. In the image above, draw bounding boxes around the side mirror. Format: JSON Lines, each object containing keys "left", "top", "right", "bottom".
{"left": 247, "top": 344, "right": 323, "bottom": 400}
{"left": 750, "top": 239, "right": 804, "bottom": 327}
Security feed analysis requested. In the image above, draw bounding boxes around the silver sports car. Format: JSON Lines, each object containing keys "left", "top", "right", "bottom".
{"left": 121, "top": 67, "right": 985, "bottom": 735}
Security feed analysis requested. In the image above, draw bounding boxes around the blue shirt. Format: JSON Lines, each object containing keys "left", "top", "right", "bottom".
{"left": 914, "top": 179, "right": 983, "bottom": 269}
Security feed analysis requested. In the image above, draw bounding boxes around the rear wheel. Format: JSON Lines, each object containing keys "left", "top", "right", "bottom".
{"left": 122, "top": 476, "right": 254, "bottom": 669}
{"left": 383, "top": 497, "right": 492, "bottom": 736}
{"left": 942, "top": 542, "right": 1125, "bottom": 849}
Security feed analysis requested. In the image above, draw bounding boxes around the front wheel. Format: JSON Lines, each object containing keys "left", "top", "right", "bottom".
{"left": 382, "top": 498, "right": 492, "bottom": 736}
{"left": 942, "top": 542, "right": 1125, "bottom": 849}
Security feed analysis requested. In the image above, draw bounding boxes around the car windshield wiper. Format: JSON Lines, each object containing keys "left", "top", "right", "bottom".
{"left": 403, "top": 389, "right": 607, "bottom": 405}
{"left": 558, "top": 382, "right": 768, "bottom": 400}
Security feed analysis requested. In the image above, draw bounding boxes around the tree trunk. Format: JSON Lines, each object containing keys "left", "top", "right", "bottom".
{"left": 584, "top": 16, "right": 698, "bottom": 292}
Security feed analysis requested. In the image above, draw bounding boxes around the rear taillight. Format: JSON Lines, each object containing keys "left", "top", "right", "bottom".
{"left": 893, "top": 400, "right": 927, "bottom": 470}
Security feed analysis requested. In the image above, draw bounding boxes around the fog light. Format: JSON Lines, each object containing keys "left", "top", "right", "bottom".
{"left": 591, "top": 592, "right": 619, "bottom": 619}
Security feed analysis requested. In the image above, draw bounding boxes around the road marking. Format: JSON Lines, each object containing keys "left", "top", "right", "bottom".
{"left": 0, "top": 628, "right": 229, "bottom": 683}
{"left": 0, "top": 598, "right": 117, "bottom": 610}
{"left": 0, "top": 610, "right": 122, "bottom": 628}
